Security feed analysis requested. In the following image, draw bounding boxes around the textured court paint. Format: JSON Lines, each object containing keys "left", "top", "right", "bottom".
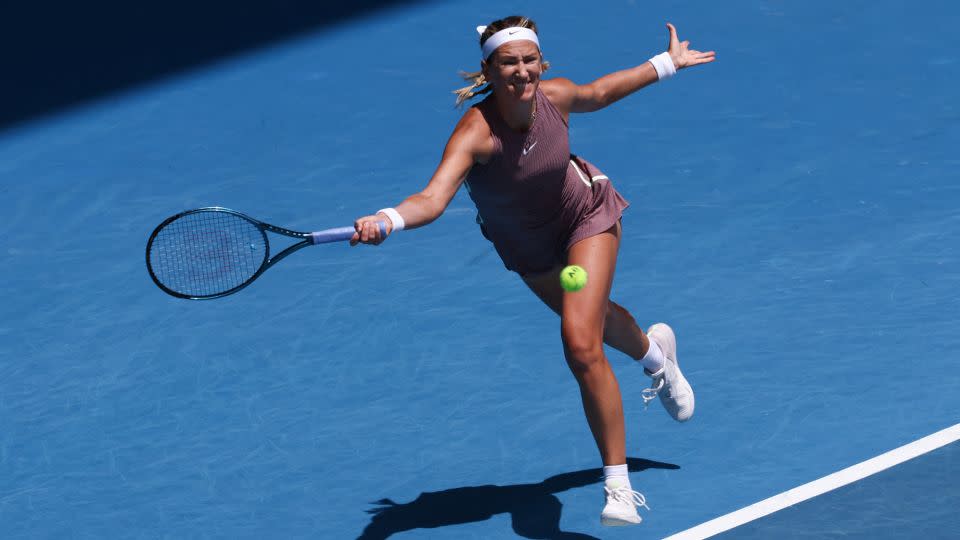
{"left": 713, "top": 441, "right": 960, "bottom": 539}
{"left": 1, "top": 0, "right": 959, "bottom": 538}
{"left": 667, "top": 424, "right": 960, "bottom": 539}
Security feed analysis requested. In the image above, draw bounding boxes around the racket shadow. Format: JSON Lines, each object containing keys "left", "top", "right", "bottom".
{"left": 356, "top": 457, "right": 680, "bottom": 540}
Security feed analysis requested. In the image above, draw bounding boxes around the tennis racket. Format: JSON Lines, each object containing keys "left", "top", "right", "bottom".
{"left": 146, "top": 207, "right": 385, "bottom": 300}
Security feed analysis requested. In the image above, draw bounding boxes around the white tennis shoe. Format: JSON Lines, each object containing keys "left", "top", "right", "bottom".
{"left": 642, "top": 323, "right": 695, "bottom": 422}
{"left": 600, "top": 480, "right": 649, "bottom": 526}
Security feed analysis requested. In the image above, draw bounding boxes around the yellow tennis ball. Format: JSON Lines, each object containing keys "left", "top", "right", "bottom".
{"left": 559, "top": 265, "right": 588, "bottom": 292}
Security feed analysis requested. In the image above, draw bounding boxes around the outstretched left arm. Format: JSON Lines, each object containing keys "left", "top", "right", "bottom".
{"left": 543, "top": 23, "right": 716, "bottom": 114}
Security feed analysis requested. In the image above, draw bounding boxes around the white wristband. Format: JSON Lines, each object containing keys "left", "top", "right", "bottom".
{"left": 377, "top": 207, "right": 405, "bottom": 232}
{"left": 648, "top": 52, "right": 677, "bottom": 80}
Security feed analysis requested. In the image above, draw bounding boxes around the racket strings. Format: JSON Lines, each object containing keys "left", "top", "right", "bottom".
{"left": 149, "top": 211, "right": 267, "bottom": 297}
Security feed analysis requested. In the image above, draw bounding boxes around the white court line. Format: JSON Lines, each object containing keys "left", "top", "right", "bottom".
{"left": 664, "top": 422, "right": 960, "bottom": 540}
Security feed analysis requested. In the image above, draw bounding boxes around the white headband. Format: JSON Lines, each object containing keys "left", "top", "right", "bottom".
{"left": 476, "top": 25, "right": 541, "bottom": 60}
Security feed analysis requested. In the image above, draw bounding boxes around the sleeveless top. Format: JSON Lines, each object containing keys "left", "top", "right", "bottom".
{"left": 463, "top": 88, "right": 629, "bottom": 275}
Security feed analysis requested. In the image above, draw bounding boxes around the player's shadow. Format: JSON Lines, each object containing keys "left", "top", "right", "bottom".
{"left": 357, "top": 457, "right": 679, "bottom": 540}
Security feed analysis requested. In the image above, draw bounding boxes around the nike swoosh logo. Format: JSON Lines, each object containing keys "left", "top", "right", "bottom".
{"left": 522, "top": 141, "right": 538, "bottom": 155}
{"left": 508, "top": 29, "right": 520, "bottom": 35}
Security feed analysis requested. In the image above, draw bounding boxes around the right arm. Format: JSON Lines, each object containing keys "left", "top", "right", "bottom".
{"left": 351, "top": 107, "right": 492, "bottom": 245}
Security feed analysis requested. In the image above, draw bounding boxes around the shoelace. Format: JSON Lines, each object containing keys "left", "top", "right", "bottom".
{"left": 605, "top": 485, "right": 651, "bottom": 511}
{"left": 641, "top": 376, "right": 664, "bottom": 408}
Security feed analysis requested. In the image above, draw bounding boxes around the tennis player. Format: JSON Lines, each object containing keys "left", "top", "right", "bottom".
{"left": 352, "top": 15, "right": 715, "bottom": 526}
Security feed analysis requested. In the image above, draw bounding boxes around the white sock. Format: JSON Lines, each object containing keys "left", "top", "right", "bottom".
{"left": 640, "top": 337, "right": 665, "bottom": 374}
{"left": 603, "top": 464, "right": 631, "bottom": 489}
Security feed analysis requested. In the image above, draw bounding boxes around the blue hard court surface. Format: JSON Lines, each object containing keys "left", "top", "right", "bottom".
{"left": 1, "top": 1, "right": 958, "bottom": 538}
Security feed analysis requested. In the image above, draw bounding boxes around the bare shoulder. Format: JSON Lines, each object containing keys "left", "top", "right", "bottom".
{"left": 540, "top": 78, "right": 578, "bottom": 114}
{"left": 449, "top": 105, "right": 494, "bottom": 161}
{"left": 457, "top": 105, "right": 491, "bottom": 135}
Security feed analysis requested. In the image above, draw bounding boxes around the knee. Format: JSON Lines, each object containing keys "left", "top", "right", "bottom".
{"left": 561, "top": 323, "right": 605, "bottom": 375}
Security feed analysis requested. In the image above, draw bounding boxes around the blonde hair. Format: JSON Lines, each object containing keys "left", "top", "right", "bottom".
{"left": 453, "top": 16, "right": 550, "bottom": 107}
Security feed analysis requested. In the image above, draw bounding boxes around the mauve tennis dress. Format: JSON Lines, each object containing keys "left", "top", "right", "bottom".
{"left": 463, "top": 88, "right": 630, "bottom": 275}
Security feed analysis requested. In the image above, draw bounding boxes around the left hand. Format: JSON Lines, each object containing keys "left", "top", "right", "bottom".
{"left": 666, "top": 23, "right": 716, "bottom": 70}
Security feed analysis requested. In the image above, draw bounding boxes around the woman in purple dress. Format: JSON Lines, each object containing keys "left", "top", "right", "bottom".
{"left": 352, "top": 15, "right": 715, "bottom": 527}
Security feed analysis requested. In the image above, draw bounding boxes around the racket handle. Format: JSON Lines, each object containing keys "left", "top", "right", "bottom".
{"left": 309, "top": 222, "right": 387, "bottom": 245}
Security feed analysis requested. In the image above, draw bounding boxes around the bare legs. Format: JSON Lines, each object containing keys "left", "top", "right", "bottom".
{"left": 522, "top": 222, "right": 650, "bottom": 465}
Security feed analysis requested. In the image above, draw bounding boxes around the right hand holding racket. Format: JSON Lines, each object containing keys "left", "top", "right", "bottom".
{"left": 351, "top": 213, "right": 394, "bottom": 246}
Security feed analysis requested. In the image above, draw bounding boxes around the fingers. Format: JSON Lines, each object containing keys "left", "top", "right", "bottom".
{"left": 689, "top": 49, "right": 717, "bottom": 64}
{"left": 666, "top": 22, "right": 678, "bottom": 39}
{"left": 350, "top": 218, "right": 362, "bottom": 246}
{"left": 664, "top": 22, "right": 718, "bottom": 70}
{"left": 666, "top": 22, "right": 680, "bottom": 50}
{"left": 351, "top": 216, "right": 387, "bottom": 246}
{"left": 361, "top": 220, "right": 382, "bottom": 244}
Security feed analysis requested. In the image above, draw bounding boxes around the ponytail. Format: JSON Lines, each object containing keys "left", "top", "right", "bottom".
{"left": 453, "top": 70, "right": 493, "bottom": 108}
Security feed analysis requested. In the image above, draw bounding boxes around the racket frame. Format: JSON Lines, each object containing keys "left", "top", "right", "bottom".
{"left": 146, "top": 207, "right": 356, "bottom": 300}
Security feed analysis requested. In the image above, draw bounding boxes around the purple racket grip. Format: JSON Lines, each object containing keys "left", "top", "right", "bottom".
{"left": 309, "top": 222, "right": 387, "bottom": 245}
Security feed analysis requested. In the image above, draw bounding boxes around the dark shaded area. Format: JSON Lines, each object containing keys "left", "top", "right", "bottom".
{"left": 358, "top": 457, "right": 680, "bottom": 539}
{"left": 1, "top": 0, "right": 431, "bottom": 132}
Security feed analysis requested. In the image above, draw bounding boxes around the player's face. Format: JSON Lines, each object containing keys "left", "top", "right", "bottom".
{"left": 484, "top": 41, "right": 543, "bottom": 102}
